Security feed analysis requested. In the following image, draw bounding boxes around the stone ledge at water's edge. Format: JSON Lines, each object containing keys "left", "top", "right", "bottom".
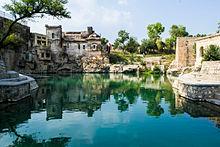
{"left": 170, "top": 61, "right": 220, "bottom": 106}
{"left": 0, "top": 71, "right": 38, "bottom": 103}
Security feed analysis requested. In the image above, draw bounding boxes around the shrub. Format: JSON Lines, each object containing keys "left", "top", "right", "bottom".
{"left": 109, "top": 52, "right": 129, "bottom": 64}
{"left": 153, "top": 66, "right": 162, "bottom": 74}
{"left": 203, "top": 45, "right": 220, "bottom": 61}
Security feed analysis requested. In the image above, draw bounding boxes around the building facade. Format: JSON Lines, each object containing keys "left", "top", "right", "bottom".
{"left": 174, "top": 33, "right": 220, "bottom": 68}
{"left": 45, "top": 25, "right": 102, "bottom": 56}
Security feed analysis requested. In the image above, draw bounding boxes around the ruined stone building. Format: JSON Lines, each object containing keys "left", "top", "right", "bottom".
{"left": 1, "top": 11, "right": 109, "bottom": 73}
{"left": 172, "top": 33, "right": 220, "bottom": 69}
{"left": 30, "top": 33, "right": 51, "bottom": 61}
{"left": 45, "top": 25, "right": 102, "bottom": 56}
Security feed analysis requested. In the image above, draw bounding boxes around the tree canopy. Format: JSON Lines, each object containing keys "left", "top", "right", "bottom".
{"left": 125, "top": 37, "right": 139, "bottom": 53}
{"left": 0, "top": 0, "right": 71, "bottom": 47}
{"left": 147, "top": 22, "right": 165, "bottom": 40}
{"left": 113, "top": 30, "right": 130, "bottom": 50}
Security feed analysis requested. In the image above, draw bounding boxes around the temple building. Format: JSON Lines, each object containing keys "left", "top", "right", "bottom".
{"left": 45, "top": 25, "right": 102, "bottom": 56}
{"left": 172, "top": 33, "right": 220, "bottom": 69}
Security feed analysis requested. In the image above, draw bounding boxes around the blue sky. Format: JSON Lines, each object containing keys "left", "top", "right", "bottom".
{"left": 0, "top": 0, "right": 220, "bottom": 42}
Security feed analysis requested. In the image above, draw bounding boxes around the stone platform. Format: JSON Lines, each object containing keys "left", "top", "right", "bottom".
{"left": 172, "top": 61, "right": 220, "bottom": 106}
{"left": 0, "top": 71, "right": 38, "bottom": 102}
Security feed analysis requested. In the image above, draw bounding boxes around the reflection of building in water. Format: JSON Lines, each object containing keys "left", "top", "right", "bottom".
{"left": 175, "top": 95, "right": 220, "bottom": 127}
{"left": 35, "top": 74, "right": 110, "bottom": 119}
{"left": 46, "top": 91, "right": 63, "bottom": 120}
{"left": 0, "top": 97, "right": 32, "bottom": 132}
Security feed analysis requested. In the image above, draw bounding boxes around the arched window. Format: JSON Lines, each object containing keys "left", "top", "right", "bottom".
{"left": 200, "top": 46, "right": 204, "bottom": 57}
{"left": 52, "top": 33, "right": 55, "bottom": 39}
{"left": 78, "top": 44, "right": 80, "bottom": 49}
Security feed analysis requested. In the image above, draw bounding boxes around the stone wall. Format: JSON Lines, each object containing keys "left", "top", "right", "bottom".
{"left": 174, "top": 61, "right": 220, "bottom": 102}
{"left": 176, "top": 82, "right": 219, "bottom": 100}
{"left": 173, "top": 34, "right": 220, "bottom": 69}
{"left": 0, "top": 16, "right": 30, "bottom": 70}
{"left": 175, "top": 37, "right": 197, "bottom": 68}
{"left": 196, "top": 34, "right": 220, "bottom": 66}
{"left": 201, "top": 61, "right": 220, "bottom": 75}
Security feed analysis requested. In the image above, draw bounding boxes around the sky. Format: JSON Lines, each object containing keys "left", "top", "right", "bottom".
{"left": 0, "top": 0, "right": 220, "bottom": 42}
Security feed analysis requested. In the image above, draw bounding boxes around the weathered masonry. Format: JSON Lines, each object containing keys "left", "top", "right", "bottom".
{"left": 45, "top": 25, "right": 102, "bottom": 56}
{"left": 173, "top": 33, "right": 220, "bottom": 68}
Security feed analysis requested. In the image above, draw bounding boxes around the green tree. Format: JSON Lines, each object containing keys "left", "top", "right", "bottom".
{"left": 101, "top": 37, "right": 109, "bottom": 46}
{"left": 167, "top": 25, "right": 189, "bottom": 50}
{"left": 140, "top": 39, "right": 157, "bottom": 54}
{"left": 156, "top": 39, "right": 165, "bottom": 52}
{"left": 113, "top": 30, "right": 129, "bottom": 51}
{"left": 147, "top": 22, "right": 165, "bottom": 40}
{"left": 125, "top": 37, "right": 139, "bottom": 53}
{"left": 165, "top": 38, "right": 175, "bottom": 50}
{"left": 0, "top": 0, "right": 71, "bottom": 48}
{"left": 203, "top": 45, "right": 220, "bottom": 61}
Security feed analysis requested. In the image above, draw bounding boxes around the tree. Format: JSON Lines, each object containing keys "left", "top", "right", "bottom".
{"left": 125, "top": 37, "right": 139, "bottom": 53}
{"left": 166, "top": 25, "right": 189, "bottom": 50}
{"left": 147, "top": 22, "right": 165, "bottom": 40}
{"left": 140, "top": 39, "right": 157, "bottom": 54}
{"left": 156, "top": 39, "right": 165, "bottom": 52}
{"left": 101, "top": 37, "right": 109, "bottom": 46}
{"left": 165, "top": 38, "right": 175, "bottom": 50}
{"left": 0, "top": 0, "right": 71, "bottom": 48}
{"left": 203, "top": 45, "right": 220, "bottom": 61}
{"left": 113, "top": 30, "right": 129, "bottom": 51}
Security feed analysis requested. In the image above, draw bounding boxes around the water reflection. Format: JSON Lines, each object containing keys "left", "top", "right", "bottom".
{"left": 1, "top": 74, "right": 220, "bottom": 146}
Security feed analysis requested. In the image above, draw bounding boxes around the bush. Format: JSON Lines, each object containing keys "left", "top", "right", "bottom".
{"left": 109, "top": 52, "right": 129, "bottom": 64}
{"left": 153, "top": 66, "right": 162, "bottom": 74}
{"left": 203, "top": 45, "right": 220, "bottom": 61}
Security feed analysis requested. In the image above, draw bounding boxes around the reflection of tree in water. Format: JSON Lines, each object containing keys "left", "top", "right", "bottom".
{"left": 140, "top": 89, "right": 164, "bottom": 117}
{"left": 110, "top": 80, "right": 140, "bottom": 112}
{"left": 36, "top": 74, "right": 181, "bottom": 117}
{"left": 37, "top": 74, "right": 110, "bottom": 118}
{"left": 10, "top": 126, "right": 71, "bottom": 147}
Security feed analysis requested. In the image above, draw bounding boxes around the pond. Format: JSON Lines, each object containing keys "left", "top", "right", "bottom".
{"left": 0, "top": 74, "right": 220, "bottom": 147}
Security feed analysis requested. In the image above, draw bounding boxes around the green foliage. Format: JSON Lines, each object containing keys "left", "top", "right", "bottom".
{"left": 101, "top": 37, "right": 109, "bottom": 46}
{"left": 169, "top": 25, "right": 189, "bottom": 39}
{"left": 3, "top": 0, "right": 71, "bottom": 20}
{"left": 166, "top": 25, "right": 189, "bottom": 50}
{"left": 113, "top": 30, "right": 129, "bottom": 50}
{"left": 142, "top": 23, "right": 165, "bottom": 54}
{"left": 194, "top": 34, "right": 207, "bottom": 37}
{"left": 153, "top": 66, "right": 162, "bottom": 74}
{"left": 147, "top": 22, "right": 165, "bottom": 40}
{"left": 109, "top": 51, "right": 129, "bottom": 64}
{"left": 140, "top": 39, "right": 157, "bottom": 54}
{"left": 1, "top": 0, "right": 71, "bottom": 47}
{"left": 109, "top": 51, "right": 143, "bottom": 64}
{"left": 165, "top": 38, "right": 174, "bottom": 50}
{"left": 125, "top": 37, "right": 139, "bottom": 53}
{"left": 3, "top": 33, "right": 24, "bottom": 48}
{"left": 203, "top": 45, "right": 220, "bottom": 61}
{"left": 156, "top": 39, "right": 165, "bottom": 52}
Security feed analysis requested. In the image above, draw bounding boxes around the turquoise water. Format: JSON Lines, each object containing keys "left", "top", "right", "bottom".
{"left": 0, "top": 74, "right": 220, "bottom": 147}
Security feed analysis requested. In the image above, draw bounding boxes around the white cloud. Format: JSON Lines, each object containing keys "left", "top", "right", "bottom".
{"left": 118, "top": 0, "right": 128, "bottom": 5}
{"left": 0, "top": 0, "right": 133, "bottom": 41}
